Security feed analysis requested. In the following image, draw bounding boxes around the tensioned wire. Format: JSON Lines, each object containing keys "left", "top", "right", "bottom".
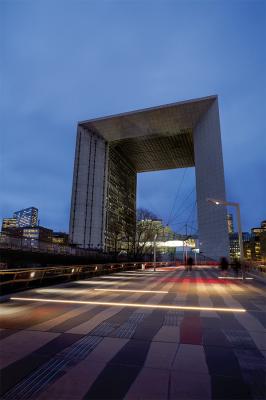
{"left": 169, "top": 187, "right": 196, "bottom": 225}
{"left": 166, "top": 168, "right": 188, "bottom": 226}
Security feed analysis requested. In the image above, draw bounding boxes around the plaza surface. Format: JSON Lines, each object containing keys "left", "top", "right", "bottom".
{"left": 0, "top": 266, "right": 265, "bottom": 400}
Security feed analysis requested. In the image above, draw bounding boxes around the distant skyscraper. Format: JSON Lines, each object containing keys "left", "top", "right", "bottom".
{"left": 227, "top": 213, "right": 234, "bottom": 234}
{"left": 14, "top": 207, "right": 38, "bottom": 227}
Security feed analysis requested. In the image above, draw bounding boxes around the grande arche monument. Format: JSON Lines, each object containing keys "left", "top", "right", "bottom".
{"left": 69, "top": 95, "right": 229, "bottom": 260}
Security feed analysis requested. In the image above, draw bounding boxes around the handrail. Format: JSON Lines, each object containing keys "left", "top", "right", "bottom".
{"left": 0, "top": 261, "right": 181, "bottom": 294}
{"left": 2, "top": 260, "right": 262, "bottom": 296}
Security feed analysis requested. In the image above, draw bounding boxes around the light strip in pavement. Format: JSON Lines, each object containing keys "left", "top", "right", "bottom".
{"left": 93, "top": 276, "right": 137, "bottom": 280}
{"left": 76, "top": 281, "right": 123, "bottom": 285}
{"left": 218, "top": 276, "right": 253, "bottom": 280}
{"left": 93, "top": 289, "right": 168, "bottom": 294}
{"left": 10, "top": 297, "right": 246, "bottom": 313}
{"left": 37, "top": 288, "right": 89, "bottom": 294}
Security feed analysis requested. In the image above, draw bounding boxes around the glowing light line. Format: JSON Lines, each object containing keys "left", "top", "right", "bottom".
{"left": 37, "top": 288, "right": 88, "bottom": 294}
{"left": 95, "top": 276, "right": 136, "bottom": 280}
{"left": 76, "top": 281, "right": 122, "bottom": 285}
{"left": 93, "top": 289, "right": 168, "bottom": 294}
{"left": 218, "top": 277, "right": 253, "bottom": 280}
{"left": 10, "top": 297, "right": 246, "bottom": 313}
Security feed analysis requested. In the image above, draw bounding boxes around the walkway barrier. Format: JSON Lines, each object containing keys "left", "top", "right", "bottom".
{"left": 3, "top": 260, "right": 258, "bottom": 295}
{"left": 0, "top": 261, "right": 180, "bottom": 295}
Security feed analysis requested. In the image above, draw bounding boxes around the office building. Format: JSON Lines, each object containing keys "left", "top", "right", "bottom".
{"left": 229, "top": 232, "right": 251, "bottom": 260}
{"left": 52, "top": 232, "right": 69, "bottom": 245}
{"left": 70, "top": 95, "right": 229, "bottom": 260}
{"left": 261, "top": 220, "right": 266, "bottom": 230}
{"left": 227, "top": 213, "right": 234, "bottom": 234}
{"left": 249, "top": 221, "right": 266, "bottom": 261}
{"left": 14, "top": 207, "right": 38, "bottom": 228}
{"left": 23, "top": 226, "right": 53, "bottom": 243}
{"left": 1, "top": 218, "right": 17, "bottom": 231}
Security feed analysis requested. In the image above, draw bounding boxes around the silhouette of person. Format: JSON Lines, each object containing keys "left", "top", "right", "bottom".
{"left": 233, "top": 258, "right": 241, "bottom": 276}
{"left": 187, "top": 256, "right": 194, "bottom": 272}
{"left": 220, "top": 257, "right": 229, "bottom": 276}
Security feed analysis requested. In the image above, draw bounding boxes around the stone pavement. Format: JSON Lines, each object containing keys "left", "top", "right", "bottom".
{"left": 0, "top": 266, "right": 265, "bottom": 400}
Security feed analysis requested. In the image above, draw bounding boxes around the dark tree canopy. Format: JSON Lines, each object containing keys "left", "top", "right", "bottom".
{"left": 137, "top": 208, "right": 159, "bottom": 222}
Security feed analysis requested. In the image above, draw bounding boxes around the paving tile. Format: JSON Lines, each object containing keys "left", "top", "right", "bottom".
{"left": 37, "top": 359, "right": 107, "bottom": 400}
{"left": 246, "top": 330, "right": 266, "bottom": 351}
{"left": 250, "top": 310, "right": 266, "bottom": 328}
{"left": 0, "top": 333, "right": 83, "bottom": 396}
{"left": 84, "top": 337, "right": 129, "bottom": 364}
{"left": 36, "top": 337, "right": 128, "bottom": 400}
{"left": 201, "top": 317, "right": 223, "bottom": 330}
{"left": 234, "top": 348, "right": 266, "bottom": 372}
{"left": 0, "top": 328, "right": 18, "bottom": 340}
{"left": 241, "top": 370, "right": 266, "bottom": 399}
{"left": 210, "top": 374, "right": 252, "bottom": 399}
{"left": 125, "top": 367, "right": 170, "bottom": 400}
{"left": 172, "top": 344, "right": 209, "bottom": 374}
{"left": 233, "top": 309, "right": 265, "bottom": 332}
{"left": 144, "top": 341, "right": 178, "bottom": 369}
{"left": 0, "top": 303, "right": 72, "bottom": 330}
{"left": 109, "top": 339, "right": 151, "bottom": 367}
{"left": 203, "top": 328, "right": 231, "bottom": 348}
{"left": 84, "top": 363, "right": 141, "bottom": 399}
{"left": 180, "top": 315, "right": 202, "bottom": 345}
{"left": 152, "top": 326, "right": 180, "bottom": 343}
{"left": 32, "top": 304, "right": 97, "bottom": 331}
{"left": 204, "top": 345, "right": 243, "bottom": 377}
{"left": 224, "top": 329, "right": 257, "bottom": 349}
{"left": 170, "top": 370, "right": 211, "bottom": 400}
{"left": 0, "top": 330, "right": 59, "bottom": 369}
{"left": 0, "top": 353, "right": 47, "bottom": 397}
{"left": 67, "top": 306, "right": 124, "bottom": 334}
{"left": 132, "top": 310, "right": 165, "bottom": 340}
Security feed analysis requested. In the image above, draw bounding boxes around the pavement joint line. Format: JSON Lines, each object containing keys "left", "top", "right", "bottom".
{"left": 10, "top": 297, "right": 246, "bottom": 313}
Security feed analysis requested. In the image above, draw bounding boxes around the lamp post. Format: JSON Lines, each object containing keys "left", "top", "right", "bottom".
{"left": 207, "top": 198, "right": 245, "bottom": 279}
{"left": 153, "top": 233, "right": 158, "bottom": 271}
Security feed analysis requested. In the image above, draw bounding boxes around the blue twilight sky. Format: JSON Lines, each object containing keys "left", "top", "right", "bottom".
{"left": 0, "top": 0, "right": 265, "bottom": 235}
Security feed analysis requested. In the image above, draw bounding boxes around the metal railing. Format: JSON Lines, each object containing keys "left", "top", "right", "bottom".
{"left": 0, "top": 261, "right": 179, "bottom": 295}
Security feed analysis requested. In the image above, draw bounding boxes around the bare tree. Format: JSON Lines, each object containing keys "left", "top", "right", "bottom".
{"left": 135, "top": 208, "right": 163, "bottom": 256}
{"left": 137, "top": 208, "right": 158, "bottom": 222}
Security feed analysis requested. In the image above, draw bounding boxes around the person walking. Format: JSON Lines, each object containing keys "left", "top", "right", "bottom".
{"left": 233, "top": 258, "right": 241, "bottom": 277}
{"left": 220, "top": 257, "right": 229, "bottom": 276}
{"left": 187, "top": 256, "right": 194, "bottom": 272}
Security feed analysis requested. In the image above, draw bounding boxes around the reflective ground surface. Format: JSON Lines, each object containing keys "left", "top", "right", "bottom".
{"left": 0, "top": 266, "right": 265, "bottom": 399}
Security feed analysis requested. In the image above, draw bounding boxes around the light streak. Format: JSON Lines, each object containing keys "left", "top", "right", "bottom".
{"left": 37, "top": 288, "right": 88, "bottom": 294}
{"left": 93, "top": 288, "right": 168, "bottom": 294}
{"left": 218, "top": 276, "right": 253, "bottom": 280}
{"left": 10, "top": 297, "right": 246, "bottom": 313}
{"left": 94, "top": 276, "right": 136, "bottom": 280}
{"left": 113, "top": 273, "right": 159, "bottom": 277}
{"left": 76, "top": 280, "right": 122, "bottom": 285}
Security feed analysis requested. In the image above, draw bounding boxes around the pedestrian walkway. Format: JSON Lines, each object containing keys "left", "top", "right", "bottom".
{"left": 0, "top": 266, "right": 265, "bottom": 399}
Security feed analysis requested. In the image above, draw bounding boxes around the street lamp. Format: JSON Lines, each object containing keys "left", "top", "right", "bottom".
{"left": 153, "top": 233, "right": 158, "bottom": 271}
{"left": 207, "top": 198, "right": 245, "bottom": 279}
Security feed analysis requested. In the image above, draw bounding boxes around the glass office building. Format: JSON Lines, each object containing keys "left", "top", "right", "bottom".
{"left": 14, "top": 207, "right": 38, "bottom": 228}
{"left": 1, "top": 218, "right": 17, "bottom": 231}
